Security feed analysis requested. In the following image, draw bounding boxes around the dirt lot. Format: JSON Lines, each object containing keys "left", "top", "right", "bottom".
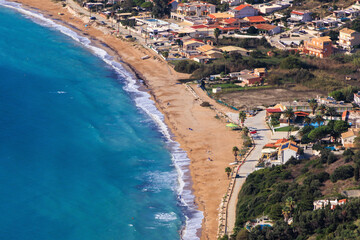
{"left": 217, "top": 87, "right": 323, "bottom": 110}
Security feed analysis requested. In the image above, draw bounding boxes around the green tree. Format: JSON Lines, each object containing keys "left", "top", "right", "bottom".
{"left": 304, "top": 116, "right": 312, "bottom": 125}
{"left": 313, "top": 115, "right": 324, "bottom": 127}
{"left": 233, "top": 146, "right": 239, "bottom": 162}
{"left": 151, "top": 0, "right": 171, "bottom": 18}
{"left": 225, "top": 167, "right": 232, "bottom": 178}
{"left": 334, "top": 120, "right": 349, "bottom": 134}
{"left": 309, "top": 99, "right": 318, "bottom": 115}
{"left": 214, "top": 28, "right": 221, "bottom": 45}
{"left": 140, "top": 1, "right": 153, "bottom": 9}
{"left": 236, "top": 229, "right": 249, "bottom": 240}
{"left": 354, "top": 164, "right": 359, "bottom": 181}
{"left": 326, "top": 107, "right": 337, "bottom": 120}
{"left": 330, "top": 165, "right": 354, "bottom": 182}
{"left": 279, "top": 56, "right": 305, "bottom": 69}
{"left": 239, "top": 111, "right": 247, "bottom": 126}
{"left": 330, "top": 90, "right": 345, "bottom": 101}
{"left": 318, "top": 104, "right": 327, "bottom": 115}
{"left": 284, "top": 108, "right": 295, "bottom": 126}
{"left": 247, "top": 26, "right": 258, "bottom": 35}
{"left": 308, "top": 126, "right": 329, "bottom": 142}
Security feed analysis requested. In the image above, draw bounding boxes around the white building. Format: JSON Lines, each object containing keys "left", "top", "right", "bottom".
{"left": 182, "top": 40, "right": 205, "bottom": 51}
{"left": 258, "top": 3, "right": 289, "bottom": 15}
{"left": 277, "top": 141, "right": 299, "bottom": 164}
{"left": 175, "top": 1, "right": 216, "bottom": 17}
{"left": 354, "top": 91, "right": 360, "bottom": 106}
{"left": 288, "top": 10, "right": 312, "bottom": 23}
{"left": 229, "top": 4, "right": 258, "bottom": 19}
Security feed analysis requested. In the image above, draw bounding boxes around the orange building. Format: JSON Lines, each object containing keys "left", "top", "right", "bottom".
{"left": 303, "top": 36, "right": 333, "bottom": 58}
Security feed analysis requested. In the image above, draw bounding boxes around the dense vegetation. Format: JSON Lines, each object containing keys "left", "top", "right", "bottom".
{"left": 226, "top": 147, "right": 360, "bottom": 240}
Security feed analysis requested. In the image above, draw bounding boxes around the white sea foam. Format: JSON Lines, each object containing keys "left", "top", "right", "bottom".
{"left": 155, "top": 212, "right": 178, "bottom": 222}
{"left": 0, "top": 1, "right": 204, "bottom": 239}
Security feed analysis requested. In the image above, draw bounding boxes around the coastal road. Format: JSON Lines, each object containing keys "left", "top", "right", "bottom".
{"left": 225, "top": 110, "right": 272, "bottom": 235}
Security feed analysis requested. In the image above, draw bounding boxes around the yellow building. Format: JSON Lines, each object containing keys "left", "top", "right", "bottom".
{"left": 338, "top": 28, "right": 360, "bottom": 51}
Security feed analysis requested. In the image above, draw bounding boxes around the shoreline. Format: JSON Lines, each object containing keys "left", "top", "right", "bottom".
{"left": 3, "top": 1, "right": 242, "bottom": 239}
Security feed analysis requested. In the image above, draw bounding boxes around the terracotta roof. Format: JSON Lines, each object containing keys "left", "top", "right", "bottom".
{"left": 276, "top": 138, "right": 289, "bottom": 145}
{"left": 218, "top": 27, "right": 239, "bottom": 30}
{"left": 191, "top": 24, "right": 208, "bottom": 29}
{"left": 208, "top": 13, "right": 233, "bottom": 19}
{"left": 341, "top": 28, "right": 357, "bottom": 35}
{"left": 291, "top": 10, "right": 304, "bottom": 15}
{"left": 339, "top": 199, "right": 347, "bottom": 204}
{"left": 266, "top": 108, "right": 282, "bottom": 113}
{"left": 224, "top": 18, "right": 237, "bottom": 24}
{"left": 234, "top": 4, "right": 251, "bottom": 11}
{"left": 294, "top": 111, "right": 310, "bottom": 116}
{"left": 254, "top": 24, "right": 277, "bottom": 31}
{"left": 341, "top": 129, "right": 358, "bottom": 139}
{"left": 244, "top": 16, "right": 267, "bottom": 23}
{"left": 342, "top": 110, "right": 349, "bottom": 121}
{"left": 196, "top": 44, "right": 216, "bottom": 52}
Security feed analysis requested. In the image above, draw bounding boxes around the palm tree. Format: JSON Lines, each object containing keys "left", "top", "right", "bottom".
{"left": 214, "top": 28, "right": 221, "bottom": 45}
{"left": 304, "top": 116, "right": 312, "bottom": 125}
{"left": 284, "top": 108, "right": 295, "bottom": 126}
{"left": 282, "top": 206, "right": 291, "bottom": 222}
{"left": 318, "top": 104, "right": 326, "bottom": 116}
{"left": 225, "top": 167, "right": 232, "bottom": 178}
{"left": 326, "top": 107, "right": 337, "bottom": 120}
{"left": 232, "top": 146, "right": 239, "bottom": 162}
{"left": 286, "top": 197, "right": 295, "bottom": 212}
{"left": 313, "top": 115, "right": 324, "bottom": 127}
{"left": 243, "top": 127, "right": 249, "bottom": 136}
{"left": 309, "top": 99, "right": 318, "bottom": 115}
{"left": 239, "top": 111, "right": 247, "bottom": 127}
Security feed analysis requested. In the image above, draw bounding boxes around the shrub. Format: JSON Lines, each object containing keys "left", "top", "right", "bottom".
{"left": 200, "top": 101, "right": 211, "bottom": 107}
{"left": 174, "top": 60, "right": 200, "bottom": 73}
{"left": 327, "top": 153, "right": 338, "bottom": 164}
{"left": 330, "top": 165, "right": 355, "bottom": 182}
{"left": 280, "top": 56, "right": 306, "bottom": 69}
{"left": 343, "top": 149, "right": 354, "bottom": 157}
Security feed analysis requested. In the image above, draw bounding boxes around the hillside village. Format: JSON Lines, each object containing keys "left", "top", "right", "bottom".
{"left": 81, "top": 0, "right": 360, "bottom": 59}
{"left": 64, "top": 0, "right": 360, "bottom": 239}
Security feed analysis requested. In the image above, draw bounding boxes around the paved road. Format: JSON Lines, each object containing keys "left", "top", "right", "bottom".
{"left": 225, "top": 110, "right": 272, "bottom": 235}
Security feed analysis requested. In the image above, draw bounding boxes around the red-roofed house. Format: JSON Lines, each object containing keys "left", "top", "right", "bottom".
{"left": 254, "top": 24, "right": 281, "bottom": 35}
{"left": 289, "top": 10, "right": 312, "bottom": 23}
{"left": 219, "top": 18, "right": 248, "bottom": 31}
{"left": 266, "top": 108, "right": 282, "bottom": 117}
{"left": 229, "top": 4, "right": 258, "bottom": 19}
{"left": 244, "top": 16, "right": 268, "bottom": 25}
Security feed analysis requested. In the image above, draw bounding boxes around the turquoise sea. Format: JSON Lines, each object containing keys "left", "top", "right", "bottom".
{"left": 0, "top": 1, "right": 202, "bottom": 239}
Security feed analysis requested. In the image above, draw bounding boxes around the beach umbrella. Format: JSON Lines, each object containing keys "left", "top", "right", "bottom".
{"left": 226, "top": 123, "right": 239, "bottom": 128}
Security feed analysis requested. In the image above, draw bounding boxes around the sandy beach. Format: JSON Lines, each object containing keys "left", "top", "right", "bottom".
{"left": 8, "top": 1, "right": 242, "bottom": 239}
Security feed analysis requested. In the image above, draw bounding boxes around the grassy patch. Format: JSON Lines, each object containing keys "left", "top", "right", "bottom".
{"left": 274, "top": 125, "right": 296, "bottom": 132}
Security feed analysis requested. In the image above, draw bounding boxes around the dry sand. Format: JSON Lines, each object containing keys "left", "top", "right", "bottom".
{"left": 9, "top": 1, "right": 242, "bottom": 239}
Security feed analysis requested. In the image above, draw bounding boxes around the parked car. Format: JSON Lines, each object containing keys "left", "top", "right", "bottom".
{"left": 90, "top": 16, "right": 96, "bottom": 20}
{"left": 125, "top": 35, "right": 132, "bottom": 39}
